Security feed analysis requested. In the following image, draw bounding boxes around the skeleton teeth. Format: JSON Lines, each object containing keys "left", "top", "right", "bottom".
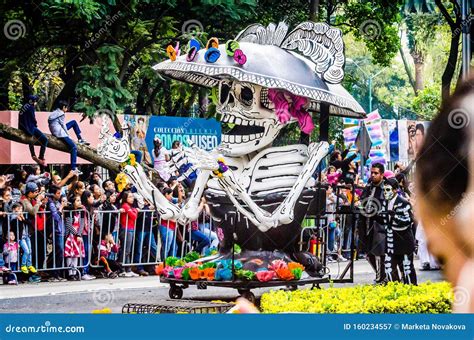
{"left": 249, "top": 121, "right": 255, "bottom": 126}
{"left": 242, "top": 119, "right": 248, "bottom": 126}
{"left": 235, "top": 118, "right": 242, "bottom": 125}
{"left": 228, "top": 116, "right": 235, "bottom": 124}
{"left": 222, "top": 135, "right": 229, "bottom": 142}
{"left": 249, "top": 134, "right": 256, "bottom": 140}
{"left": 243, "top": 135, "right": 249, "bottom": 142}
{"left": 230, "top": 135, "right": 235, "bottom": 143}
{"left": 235, "top": 135, "right": 242, "bottom": 143}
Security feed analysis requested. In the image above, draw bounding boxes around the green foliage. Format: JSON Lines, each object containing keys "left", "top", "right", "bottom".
{"left": 411, "top": 83, "right": 441, "bottom": 119}
{"left": 75, "top": 44, "right": 133, "bottom": 117}
{"left": 261, "top": 281, "right": 453, "bottom": 313}
{"left": 336, "top": 1, "right": 404, "bottom": 66}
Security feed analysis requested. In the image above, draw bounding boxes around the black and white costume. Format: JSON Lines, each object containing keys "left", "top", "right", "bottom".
{"left": 382, "top": 195, "right": 417, "bottom": 284}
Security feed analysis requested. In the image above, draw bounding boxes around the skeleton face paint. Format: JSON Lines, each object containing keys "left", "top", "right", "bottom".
{"left": 384, "top": 185, "right": 395, "bottom": 200}
{"left": 218, "top": 81, "right": 288, "bottom": 156}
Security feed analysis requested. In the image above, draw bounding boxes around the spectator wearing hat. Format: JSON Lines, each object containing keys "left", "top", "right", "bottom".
{"left": 18, "top": 94, "right": 48, "bottom": 166}
{"left": 381, "top": 177, "right": 417, "bottom": 285}
{"left": 48, "top": 100, "right": 89, "bottom": 176}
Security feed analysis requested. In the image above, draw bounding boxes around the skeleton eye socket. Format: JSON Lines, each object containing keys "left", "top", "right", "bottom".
{"left": 219, "top": 83, "right": 231, "bottom": 105}
{"left": 240, "top": 86, "right": 253, "bottom": 107}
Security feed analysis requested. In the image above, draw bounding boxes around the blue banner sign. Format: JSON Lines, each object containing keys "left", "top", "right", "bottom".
{"left": 145, "top": 116, "right": 221, "bottom": 151}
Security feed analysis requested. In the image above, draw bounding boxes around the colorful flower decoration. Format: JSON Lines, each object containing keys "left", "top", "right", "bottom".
{"left": 275, "top": 267, "right": 294, "bottom": 281}
{"left": 163, "top": 266, "right": 175, "bottom": 278}
{"left": 115, "top": 173, "right": 128, "bottom": 193}
{"left": 256, "top": 270, "right": 275, "bottom": 282}
{"left": 202, "top": 268, "right": 216, "bottom": 281}
{"left": 189, "top": 267, "right": 201, "bottom": 280}
{"left": 120, "top": 154, "right": 137, "bottom": 168}
{"left": 206, "top": 37, "right": 219, "bottom": 49}
{"left": 215, "top": 268, "right": 232, "bottom": 281}
{"left": 182, "top": 268, "right": 191, "bottom": 281}
{"left": 166, "top": 42, "right": 180, "bottom": 61}
{"left": 174, "top": 267, "right": 184, "bottom": 279}
{"left": 269, "top": 259, "right": 287, "bottom": 271}
{"left": 288, "top": 262, "right": 305, "bottom": 271}
{"left": 233, "top": 49, "right": 247, "bottom": 65}
{"left": 236, "top": 269, "right": 256, "bottom": 281}
{"left": 186, "top": 39, "right": 201, "bottom": 62}
{"left": 204, "top": 47, "right": 220, "bottom": 63}
{"left": 225, "top": 40, "right": 240, "bottom": 56}
{"left": 291, "top": 268, "right": 303, "bottom": 280}
{"left": 155, "top": 263, "right": 165, "bottom": 276}
{"left": 212, "top": 157, "right": 229, "bottom": 178}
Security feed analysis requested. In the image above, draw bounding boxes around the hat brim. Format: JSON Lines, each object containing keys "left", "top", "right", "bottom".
{"left": 153, "top": 42, "right": 365, "bottom": 118}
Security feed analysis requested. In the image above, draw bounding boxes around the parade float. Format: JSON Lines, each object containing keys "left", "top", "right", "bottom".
{"left": 98, "top": 21, "right": 365, "bottom": 302}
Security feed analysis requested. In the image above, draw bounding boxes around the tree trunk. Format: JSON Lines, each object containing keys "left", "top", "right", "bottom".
{"left": 399, "top": 45, "right": 416, "bottom": 95}
{"left": 309, "top": 0, "right": 320, "bottom": 22}
{"left": 441, "top": 32, "right": 460, "bottom": 102}
{"left": 414, "top": 61, "right": 424, "bottom": 94}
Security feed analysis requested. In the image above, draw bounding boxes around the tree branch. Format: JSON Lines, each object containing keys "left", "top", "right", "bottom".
{"left": 0, "top": 123, "right": 156, "bottom": 175}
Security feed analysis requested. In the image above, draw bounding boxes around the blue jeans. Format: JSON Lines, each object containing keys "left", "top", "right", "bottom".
{"left": 20, "top": 236, "right": 32, "bottom": 267}
{"left": 119, "top": 229, "right": 135, "bottom": 271}
{"left": 66, "top": 120, "right": 82, "bottom": 139}
{"left": 159, "top": 226, "right": 176, "bottom": 260}
{"left": 53, "top": 233, "right": 65, "bottom": 276}
{"left": 191, "top": 230, "right": 210, "bottom": 254}
{"left": 29, "top": 127, "right": 48, "bottom": 159}
{"left": 60, "top": 136, "right": 77, "bottom": 170}
{"left": 133, "top": 231, "right": 158, "bottom": 270}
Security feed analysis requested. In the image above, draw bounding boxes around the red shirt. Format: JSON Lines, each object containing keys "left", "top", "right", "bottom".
{"left": 119, "top": 203, "right": 138, "bottom": 230}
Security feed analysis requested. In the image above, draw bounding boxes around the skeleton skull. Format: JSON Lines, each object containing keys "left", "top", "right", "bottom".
{"left": 218, "top": 81, "right": 293, "bottom": 156}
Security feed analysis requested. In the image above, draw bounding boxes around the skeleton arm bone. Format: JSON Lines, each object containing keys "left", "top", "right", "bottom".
{"left": 181, "top": 169, "right": 212, "bottom": 221}
{"left": 123, "top": 164, "right": 180, "bottom": 219}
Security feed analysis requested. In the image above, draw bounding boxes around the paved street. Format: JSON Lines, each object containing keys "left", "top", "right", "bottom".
{"left": 0, "top": 259, "right": 444, "bottom": 313}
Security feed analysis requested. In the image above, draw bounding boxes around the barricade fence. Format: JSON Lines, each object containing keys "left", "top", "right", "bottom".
{"left": 0, "top": 208, "right": 219, "bottom": 281}
{"left": 1, "top": 202, "right": 356, "bottom": 282}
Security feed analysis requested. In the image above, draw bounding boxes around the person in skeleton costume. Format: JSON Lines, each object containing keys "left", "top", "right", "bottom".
{"left": 357, "top": 163, "right": 386, "bottom": 283}
{"left": 382, "top": 178, "right": 417, "bottom": 285}
{"left": 98, "top": 22, "right": 365, "bottom": 277}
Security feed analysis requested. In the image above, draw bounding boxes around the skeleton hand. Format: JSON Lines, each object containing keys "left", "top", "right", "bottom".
{"left": 184, "top": 140, "right": 220, "bottom": 171}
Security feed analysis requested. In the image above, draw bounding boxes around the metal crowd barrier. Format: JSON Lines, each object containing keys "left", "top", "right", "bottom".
{"left": 1, "top": 209, "right": 91, "bottom": 283}
{"left": 1, "top": 205, "right": 219, "bottom": 283}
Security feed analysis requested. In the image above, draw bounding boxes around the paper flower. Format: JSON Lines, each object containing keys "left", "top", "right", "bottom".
{"left": 288, "top": 262, "right": 305, "bottom": 271}
{"left": 182, "top": 268, "right": 191, "bottom": 281}
{"left": 184, "top": 262, "right": 198, "bottom": 269}
{"left": 184, "top": 251, "right": 200, "bottom": 263}
{"left": 205, "top": 47, "right": 220, "bottom": 63}
{"left": 203, "top": 268, "right": 216, "bottom": 281}
{"left": 275, "top": 268, "right": 294, "bottom": 281}
{"left": 233, "top": 49, "right": 247, "bottom": 65}
{"left": 155, "top": 263, "right": 165, "bottom": 276}
{"left": 249, "top": 259, "right": 264, "bottom": 266}
{"left": 189, "top": 267, "right": 201, "bottom": 280}
{"left": 166, "top": 42, "right": 180, "bottom": 61}
{"left": 163, "top": 266, "right": 174, "bottom": 278}
{"left": 236, "top": 269, "right": 256, "bottom": 281}
{"left": 215, "top": 268, "right": 232, "bottom": 281}
{"left": 256, "top": 270, "right": 275, "bottom": 282}
{"left": 115, "top": 173, "right": 128, "bottom": 193}
{"left": 225, "top": 40, "right": 240, "bottom": 56}
{"left": 174, "top": 267, "right": 184, "bottom": 280}
{"left": 291, "top": 268, "right": 303, "bottom": 280}
{"left": 165, "top": 256, "right": 179, "bottom": 267}
{"left": 269, "top": 260, "right": 287, "bottom": 271}
{"left": 206, "top": 37, "right": 219, "bottom": 49}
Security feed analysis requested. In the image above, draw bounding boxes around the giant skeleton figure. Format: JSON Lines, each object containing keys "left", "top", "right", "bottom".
{"left": 98, "top": 22, "right": 365, "bottom": 275}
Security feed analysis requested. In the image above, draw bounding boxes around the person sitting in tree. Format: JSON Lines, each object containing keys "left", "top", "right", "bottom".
{"left": 48, "top": 100, "right": 89, "bottom": 176}
{"left": 18, "top": 94, "right": 48, "bottom": 166}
